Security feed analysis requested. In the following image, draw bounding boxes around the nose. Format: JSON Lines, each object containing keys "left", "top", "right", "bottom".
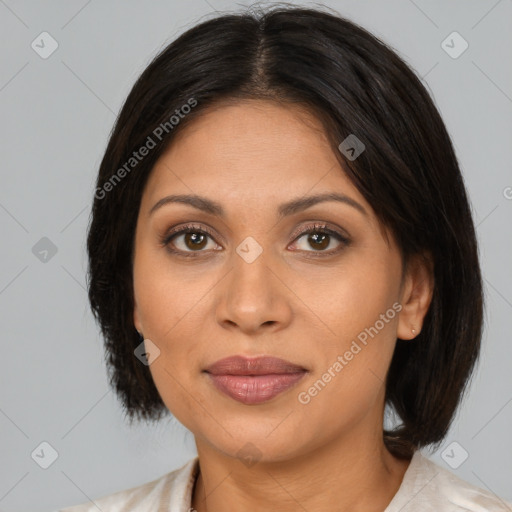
{"left": 215, "top": 244, "right": 293, "bottom": 335}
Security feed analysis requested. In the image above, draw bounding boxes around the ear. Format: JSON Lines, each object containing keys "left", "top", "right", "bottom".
{"left": 396, "top": 252, "right": 434, "bottom": 340}
{"left": 133, "top": 299, "right": 143, "bottom": 336}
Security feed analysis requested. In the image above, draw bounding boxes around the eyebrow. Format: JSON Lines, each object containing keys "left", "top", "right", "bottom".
{"left": 149, "top": 192, "right": 367, "bottom": 219}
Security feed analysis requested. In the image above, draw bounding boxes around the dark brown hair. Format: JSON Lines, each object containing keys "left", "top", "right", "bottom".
{"left": 86, "top": 4, "right": 483, "bottom": 458}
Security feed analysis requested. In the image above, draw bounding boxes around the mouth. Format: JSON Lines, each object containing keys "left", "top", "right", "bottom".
{"left": 203, "top": 355, "right": 308, "bottom": 405}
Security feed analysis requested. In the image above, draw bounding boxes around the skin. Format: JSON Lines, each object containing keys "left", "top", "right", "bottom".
{"left": 132, "top": 99, "right": 434, "bottom": 512}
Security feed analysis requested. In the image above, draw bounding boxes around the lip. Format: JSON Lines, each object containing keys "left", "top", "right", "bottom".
{"left": 205, "top": 355, "right": 306, "bottom": 375}
{"left": 204, "top": 356, "right": 307, "bottom": 405}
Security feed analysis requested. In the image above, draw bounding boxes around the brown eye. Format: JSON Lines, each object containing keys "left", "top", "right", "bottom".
{"left": 182, "top": 232, "right": 209, "bottom": 251}
{"left": 161, "top": 224, "right": 220, "bottom": 256}
{"left": 306, "top": 232, "right": 331, "bottom": 250}
{"left": 167, "top": 230, "right": 217, "bottom": 252}
{"left": 292, "top": 223, "right": 350, "bottom": 254}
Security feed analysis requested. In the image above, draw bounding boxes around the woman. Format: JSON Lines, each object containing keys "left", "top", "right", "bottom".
{"left": 60, "top": 4, "right": 511, "bottom": 511}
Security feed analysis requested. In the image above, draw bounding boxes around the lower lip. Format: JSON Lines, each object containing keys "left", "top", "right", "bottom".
{"left": 206, "top": 373, "right": 306, "bottom": 405}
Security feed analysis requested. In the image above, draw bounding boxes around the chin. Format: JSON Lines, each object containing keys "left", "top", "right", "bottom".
{"left": 194, "top": 416, "right": 311, "bottom": 465}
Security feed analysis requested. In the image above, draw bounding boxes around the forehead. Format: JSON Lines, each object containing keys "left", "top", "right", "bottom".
{"left": 144, "top": 99, "right": 370, "bottom": 214}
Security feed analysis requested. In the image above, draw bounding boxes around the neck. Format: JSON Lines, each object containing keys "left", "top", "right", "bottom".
{"left": 191, "top": 429, "right": 411, "bottom": 512}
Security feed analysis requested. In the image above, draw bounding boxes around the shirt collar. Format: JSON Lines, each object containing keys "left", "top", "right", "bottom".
{"left": 168, "top": 456, "right": 200, "bottom": 511}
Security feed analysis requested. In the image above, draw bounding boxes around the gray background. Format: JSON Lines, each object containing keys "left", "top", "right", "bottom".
{"left": 0, "top": 1, "right": 511, "bottom": 510}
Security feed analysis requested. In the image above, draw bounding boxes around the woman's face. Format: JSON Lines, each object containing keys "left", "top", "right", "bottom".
{"left": 133, "top": 99, "right": 427, "bottom": 462}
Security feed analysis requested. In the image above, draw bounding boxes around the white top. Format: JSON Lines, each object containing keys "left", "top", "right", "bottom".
{"left": 57, "top": 451, "right": 511, "bottom": 511}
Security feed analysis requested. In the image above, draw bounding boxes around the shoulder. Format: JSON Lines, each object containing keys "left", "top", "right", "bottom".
{"left": 56, "top": 457, "right": 198, "bottom": 512}
{"left": 386, "top": 451, "right": 512, "bottom": 512}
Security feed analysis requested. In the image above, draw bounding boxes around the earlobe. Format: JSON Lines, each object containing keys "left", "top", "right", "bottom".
{"left": 396, "top": 252, "right": 434, "bottom": 341}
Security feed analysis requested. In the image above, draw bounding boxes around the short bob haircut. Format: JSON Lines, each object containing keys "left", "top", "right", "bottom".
{"left": 86, "top": 4, "right": 483, "bottom": 458}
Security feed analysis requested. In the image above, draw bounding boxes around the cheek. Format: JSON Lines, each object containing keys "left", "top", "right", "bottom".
{"left": 133, "top": 241, "right": 210, "bottom": 342}
{"left": 294, "top": 254, "right": 401, "bottom": 404}
{"left": 292, "top": 251, "right": 400, "bottom": 341}
{"left": 148, "top": 364, "right": 213, "bottom": 438}
{"left": 133, "top": 250, "right": 223, "bottom": 415}
{"left": 144, "top": 323, "right": 205, "bottom": 430}
{"left": 295, "top": 320, "right": 398, "bottom": 441}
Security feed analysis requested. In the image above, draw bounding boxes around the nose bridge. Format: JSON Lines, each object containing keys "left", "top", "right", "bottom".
{"left": 215, "top": 234, "right": 290, "bottom": 331}
{"left": 231, "top": 234, "right": 276, "bottom": 305}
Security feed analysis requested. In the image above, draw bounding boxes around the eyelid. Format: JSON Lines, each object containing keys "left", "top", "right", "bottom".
{"left": 160, "top": 222, "right": 220, "bottom": 247}
{"left": 290, "top": 221, "right": 350, "bottom": 243}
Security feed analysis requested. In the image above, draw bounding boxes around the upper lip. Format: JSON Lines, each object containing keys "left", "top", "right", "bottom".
{"left": 204, "top": 356, "right": 307, "bottom": 375}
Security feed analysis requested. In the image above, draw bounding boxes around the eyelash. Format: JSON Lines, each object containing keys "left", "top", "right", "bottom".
{"left": 159, "top": 222, "right": 351, "bottom": 258}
